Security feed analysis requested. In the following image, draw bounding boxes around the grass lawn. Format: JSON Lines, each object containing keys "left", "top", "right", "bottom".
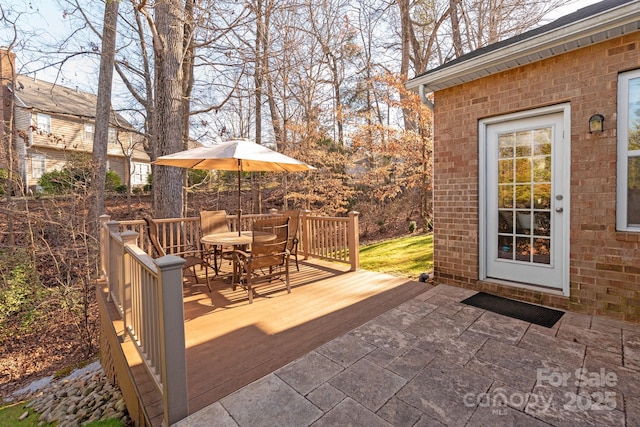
{"left": 359, "top": 233, "right": 433, "bottom": 279}
{"left": 0, "top": 401, "right": 122, "bottom": 427}
{"left": 0, "top": 401, "right": 46, "bottom": 427}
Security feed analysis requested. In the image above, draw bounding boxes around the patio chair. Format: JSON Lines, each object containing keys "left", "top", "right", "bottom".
{"left": 144, "top": 217, "right": 212, "bottom": 291}
{"left": 199, "top": 210, "right": 233, "bottom": 275}
{"left": 231, "top": 216, "right": 290, "bottom": 303}
{"left": 282, "top": 209, "right": 301, "bottom": 271}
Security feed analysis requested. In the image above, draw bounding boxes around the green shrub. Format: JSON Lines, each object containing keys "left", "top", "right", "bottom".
{"left": 188, "top": 169, "right": 209, "bottom": 186}
{"left": 0, "top": 168, "right": 8, "bottom": 195}
{"left": 0, "top": 249, "right": 47, "bottom": 339}
{"left": 39, "top": 168, "right": 72, "bottom": 194}
{"left": 39, "top": 156, "right": 126, "bottom": 195}
{"left": 144, "top": 173, "right": 152, "bottom": 192}
{"left": 408, "top": 221, "right": 417, "bottom": 233}
{"left": 105, "top": 170, "right": 122, "bottom": 192}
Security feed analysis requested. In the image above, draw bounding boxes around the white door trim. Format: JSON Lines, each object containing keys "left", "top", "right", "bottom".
{"left": 479, "top": 103, "right": 570, "bottom": 296}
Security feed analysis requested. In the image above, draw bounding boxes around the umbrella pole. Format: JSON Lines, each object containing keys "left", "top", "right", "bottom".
{"left": 237, "top": 161, "right": 242, "bottom": 236}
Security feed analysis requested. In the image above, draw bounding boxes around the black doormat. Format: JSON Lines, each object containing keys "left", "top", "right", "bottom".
{"left": 461, "top": 292, "right": 564, "bottom": 328}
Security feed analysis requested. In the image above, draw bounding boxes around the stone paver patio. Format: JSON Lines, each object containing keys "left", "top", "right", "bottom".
{"left": 175, "top": 284, "right": 640, "bottom": 426}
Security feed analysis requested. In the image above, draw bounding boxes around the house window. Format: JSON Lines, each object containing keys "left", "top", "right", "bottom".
{"left": 36, "top": 113, "right": 51, "bottom": 134}
{"left": 31, "top": 153, "right": 45, "bottom": 179}
{"left": 108, "top": 127, "right": 118, "bottom": 145}
{"left": 618, "top": 70, "right": 640, "bottom": 231}
{"left": 131, "top": 162, "right": 150, "bottom": 186}
{"left": 84, "top": 123, "right": 95, "bottom": 142}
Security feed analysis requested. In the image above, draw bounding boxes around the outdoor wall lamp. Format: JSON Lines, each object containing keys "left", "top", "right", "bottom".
{"left": 589, "top": 113, "right": 604, "bottom": 133}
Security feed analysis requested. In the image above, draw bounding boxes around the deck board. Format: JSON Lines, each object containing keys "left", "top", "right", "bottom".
{"left": 121, "top": 259, "right": 430, "bottom": 424}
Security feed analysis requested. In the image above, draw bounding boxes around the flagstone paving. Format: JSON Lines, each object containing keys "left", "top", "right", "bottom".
{"left": 175, "top": 284, "right": 639, "bottom": 427}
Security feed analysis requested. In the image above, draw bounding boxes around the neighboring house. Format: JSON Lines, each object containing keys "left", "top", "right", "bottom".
{"left": 0, "top": 49, "right": 150, "bottom": 193}
{"left": 406, "top": 0, "right": 640, "bottom": 321}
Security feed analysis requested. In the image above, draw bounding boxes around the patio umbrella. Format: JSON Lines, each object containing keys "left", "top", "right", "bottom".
{"left": 153, "top": 138, "right": 315, "bottom": 233}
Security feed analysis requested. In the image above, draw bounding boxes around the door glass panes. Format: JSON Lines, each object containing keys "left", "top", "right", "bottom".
{"left": 534, "top": 212, "right": 551, "bottom": 236}
{"left": 515, "top": 131, "right": 532, "bottom": 157}
{"left": 533, "top": 184, "right": 551, "bottom": 209}
{"left": 498, "top": 184, "right": 514, "bottom": 209}
{"left": 533, "top": 157, "right": 551, "bottom": 181}
{"left": 515, "top": 184, "right": 531, "bottom": 208}
{"left": 628, "top": 78, "right": 640, "bottom": 152}
{"left": 497, "top": 127, "right": 552, "bottom": 264}
{"left": 627, "top": 77, "right": 640, "bottom": 226}
{"left": 629, "top": 157, "right": 640, "bottom": 225}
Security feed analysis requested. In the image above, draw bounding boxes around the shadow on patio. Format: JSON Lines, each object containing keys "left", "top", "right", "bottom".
{"left": 114, "top": 259, "right": 429, "bottom": 425}
{"left": 176, "top": 284, "right": 640, "bottom": 427}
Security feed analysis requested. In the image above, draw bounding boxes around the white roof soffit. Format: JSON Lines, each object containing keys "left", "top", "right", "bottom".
{"left": 407, "top": 1, "right": 640, "bottom": 93}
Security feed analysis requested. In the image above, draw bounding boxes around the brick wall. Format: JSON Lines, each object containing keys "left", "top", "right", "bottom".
{"left": 432, "top": 34, "right": 640, "bottom": 322}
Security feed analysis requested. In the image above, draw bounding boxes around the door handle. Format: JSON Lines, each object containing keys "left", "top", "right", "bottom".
{"left": 555, "top": 207, "right": 563, "bottom": 213}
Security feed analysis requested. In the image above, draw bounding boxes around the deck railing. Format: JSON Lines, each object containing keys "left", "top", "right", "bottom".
{"left": 101, "top": 211, "right": 359, "bottom": 270}
{"left": 301, "top": 211, "right": 360, "bottom": 269}
{"left": 99, "top": 216, "right": 188, "bottom": 426}
{"left": 98, "top": 210, "right": 359, "bottom": 426}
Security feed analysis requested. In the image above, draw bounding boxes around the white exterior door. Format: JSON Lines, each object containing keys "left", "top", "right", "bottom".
{"left": 481, "top": 106, "right": 569, "bottom": 293}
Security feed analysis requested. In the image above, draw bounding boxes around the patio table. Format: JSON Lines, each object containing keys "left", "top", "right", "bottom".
{"left": 201, "top": 231, "right": 276, "bottom": 282}
{"left": 201, "top": 231, "right": 268, "bottom": 246}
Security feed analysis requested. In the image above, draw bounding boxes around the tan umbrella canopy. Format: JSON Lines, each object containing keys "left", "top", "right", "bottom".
{"left": 153, "top": 138, "right": 315, "bottom": 232}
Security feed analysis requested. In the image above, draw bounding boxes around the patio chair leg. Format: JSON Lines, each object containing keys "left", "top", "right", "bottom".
{"left": 205, "top": 264, "right": 212, "bottom": 292}
{"left": 286, "top": 259, "right": 291, "bottom": 293}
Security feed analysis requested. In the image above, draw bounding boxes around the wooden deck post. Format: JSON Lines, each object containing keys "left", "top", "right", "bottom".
{"left": 120, "top": 231, "right": 138, "bottom": 340}
{"left": 301, "top": 210, "right": 311, "bottom": 260}
{"left": 348, "top": 211, "right": 360, "bottom": 271}
{"left": 156, "top": 255, "right": 188, "bottom": 426}
{"left": 106, "top": 221, "right": 121, "bottom": 304}
{"left": 99, "top": 214, "right": 111, "bottom": 281}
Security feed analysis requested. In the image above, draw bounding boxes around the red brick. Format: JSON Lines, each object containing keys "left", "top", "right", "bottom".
{"left": 432, "top": 34, "right": 640, "bottom": 324}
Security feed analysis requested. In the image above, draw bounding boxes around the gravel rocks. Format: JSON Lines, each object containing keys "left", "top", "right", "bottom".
{"left": 18, "top": 363, "right": 131, "bottom": 426}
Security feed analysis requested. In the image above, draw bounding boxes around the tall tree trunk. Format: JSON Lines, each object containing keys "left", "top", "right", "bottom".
{"left": 252, "top": 0, "right": 271, "bottom": 214}
{"left": 181, "top": 0, "right": 196, "bottom": 218}
{"left": 449, "top": 0, "right": 463, "bottom": 57}
{"left": 397, "top": 0, "right": 417, "bottom": 132}
{"left": 397, "top": 0, "right": 411, "bottom": 81}
{"left": 152, "top": 0, "right": 185, "bottom": 219}
{"left": 329, "top": 55, "right": 344, "bottom": 145}
{"left": 265, "top": 67, "right": 283, "bottom": 150}
{"left": 90, "top": 0, "right": 119, "bottom": 235}
{"left": 1, "top": 49, "right": 17, "bottom": 245}
{"left": 254, "top": 0, "right": 264, "bottom": 147}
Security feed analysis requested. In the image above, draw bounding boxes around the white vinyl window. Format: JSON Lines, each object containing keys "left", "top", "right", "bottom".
{"left": 131, "top": 162, "right": 150, "bottom": 186}
{"left": 31, "top": 153, "right": 45, "bottom": 179}
{"left": 108, "top": 127, "right": 118, "bottom": 145}
{"left": 617, "top": 70, "right": 640, "bottom": 231}
{"left": 84, "top": 123, "right": 95, "bottom": 142}
{"left": 36, "top": 113, "right": 51, "bottom": 134}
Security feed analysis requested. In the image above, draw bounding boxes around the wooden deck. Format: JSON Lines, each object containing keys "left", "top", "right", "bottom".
{"left": 117, "top": 259, "right": 429, "bottom": 426}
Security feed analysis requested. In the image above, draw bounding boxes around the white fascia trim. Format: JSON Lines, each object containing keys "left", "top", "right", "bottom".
{"left": 407, "top": 2, "right": 640, "bottom": 93}
{"left": 13, "top": 92, "right": 28, "bottom": 108}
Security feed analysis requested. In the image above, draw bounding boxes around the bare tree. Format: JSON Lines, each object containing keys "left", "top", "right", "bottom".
{"left": 0, "top": 8, "right": 19, "bottom": 246}
{"left": 136, "top": 0, "right": 185, "bottom": 219}
{"left": 449, "top": 0, "right": 463, "bottom": 57}
{"left": 89, "top": 0, "right": 120, "bottom": 234}
{"left": 305, "top": 0, "right": 357, "bottom": 145}
{"left": 395, "top": 0, "right": 566, "bottom": 78}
